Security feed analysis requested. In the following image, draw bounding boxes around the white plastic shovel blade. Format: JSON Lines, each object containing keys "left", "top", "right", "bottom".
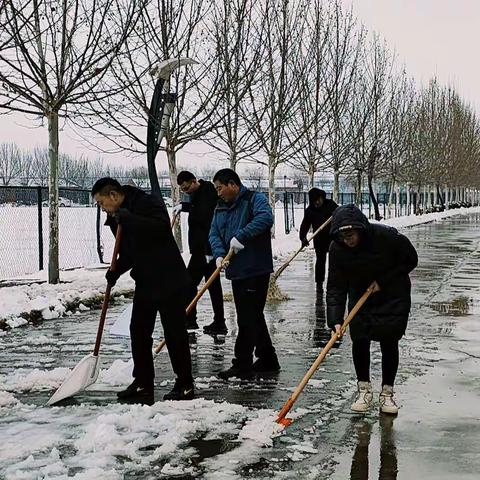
{"left": 109, "top": 303, "right": 133, "bottom": 337}
{"left": 47, "top": 354, "right": 101, "bottom": 405}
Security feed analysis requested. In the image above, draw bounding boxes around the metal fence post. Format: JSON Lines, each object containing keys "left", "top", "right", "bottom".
{"left": 37, "top": 186, "right": 44, "bottom": 271}
{"left": 96, "top": 204, "right": 104, "bottom": 263}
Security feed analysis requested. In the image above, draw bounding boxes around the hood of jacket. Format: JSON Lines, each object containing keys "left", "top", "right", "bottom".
{"left": 330, "top": 204, "right": 370, "bottom": 241}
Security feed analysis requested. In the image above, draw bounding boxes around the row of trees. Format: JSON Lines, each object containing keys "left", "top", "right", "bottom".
{"left": 1, "top": 0, "right": 480, "bottom": 282}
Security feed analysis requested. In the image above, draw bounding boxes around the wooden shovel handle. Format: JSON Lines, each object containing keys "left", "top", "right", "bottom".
{"left": 154, "top": 248, "right": 235, "bottom": 355}
{"left": 276, "top": 282, "right": 376, "bottom": 424}
{"left": 273, "top": 217, "right": 332, "bottom": 280}
{"left": 94, "top": 225, "right": 122, "bottom": 356}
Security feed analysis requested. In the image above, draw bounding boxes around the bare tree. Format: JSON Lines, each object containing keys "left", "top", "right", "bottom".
{"left": 321, "top": 1, "right": 364, "bottom": 202}
{"left": 0, "top": 142, "right": 22, "bottom": 185}
{"left": 287, "top": 0, "right": 331, "bottom": 188}
{"left": 243, "top": 0, "right": 309, "bottom": 235}
{"left": 0, "top": 0, "right": 143, "bottom": 282}
{"left": 203, "top": 0, "right": 263, "bottom": 170}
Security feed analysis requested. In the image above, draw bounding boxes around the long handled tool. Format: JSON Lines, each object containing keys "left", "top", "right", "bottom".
{"left": 47, "top": 226, "right": 123, "bottom": 405}
{"left": 171, "top": 210, "right": 180, "bottom": 229}
{"left": 275, "top": 282, "right": 377, "bottom": 426}
{"left": 153, "top": 248, "right": 235, "bottom": 355}
{"left": 274, "top": 216, "right": 332, "bottom": 281}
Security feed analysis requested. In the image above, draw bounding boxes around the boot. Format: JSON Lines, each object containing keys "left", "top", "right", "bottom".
{"left": 163, "top": 379, "right": 194, "bottom": 401}
{"left": 117, "top": 379, "right": 154, "bottom": 400}
{"left": 351, "top": 381, "right": 373, "bottom": 412}
{"left": 379, "top": 385, "right": 399, "bottom": 415}
{"left": 203, "top": 321, "right": 228, "bottom": 335}
{"left": 218, "top": 365, "right": 254, "bottom": 380}
{"left": 252, "top": 355, "right": 281, "bottom": 373}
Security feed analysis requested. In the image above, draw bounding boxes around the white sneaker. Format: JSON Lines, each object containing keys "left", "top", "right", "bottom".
{"left": 379, "top": 385, "right": 399, "bottom": 415}
{"left": 351, "top": 381, "right": 373, "bottom": 412}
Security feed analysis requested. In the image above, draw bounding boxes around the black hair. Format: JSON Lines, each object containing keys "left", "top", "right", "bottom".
{"left": 212, "top": 168, "right": 241, "bottom": 186}
{"left": 91, "top": 177, "right": 122, "bottom": 197}
{"left": 177, "top": 170, "right": 196, "bottom": 185}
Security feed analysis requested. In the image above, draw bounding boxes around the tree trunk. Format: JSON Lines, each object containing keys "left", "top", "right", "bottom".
{"left": 167, "top": 148, "right": 182, "bottom": 251}
{"left": 333, "top": 165, "right": 340, "bottom": 203}
{"left": 309, "top": 169, "right": 315, "bottom": 190}
{"left": 268, "top": 159, "right": 276, "bottom": 238}
{"left": 395, "top": 184, "right": 400, "bottom": 217}
{"left": 48, "top": 111, "right": 60, "bottom": 284}
{"left": 406, "top": 184, "right": 411, "bottom": 215}
{"left": 368, "top": 176, "right": 381, "bottom": 221}
{"left": 388, "top": 180, "right": 395, "bottom": 217}
{"left": 355, "top": 171, "right": 362, "bottom": 206}
{"left": 229, "top": 151, "right": 238, "bottom": 171}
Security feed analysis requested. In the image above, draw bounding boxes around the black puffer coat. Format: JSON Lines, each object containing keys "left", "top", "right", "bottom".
{"left": 105, "top": 186, "right": 190, "bottom": 298}
{"left": 180, "top": 180, "right": 218, "bottom": 256}
{"left": 299, "top": 195, "right": 338, "bottom": 252}
{"left": 326, "top": 204, "right": 418, "bottom": 341}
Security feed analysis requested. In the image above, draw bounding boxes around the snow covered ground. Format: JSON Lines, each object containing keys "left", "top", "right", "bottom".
{"left": 1, "top": 212, "right": 480, "bottom": 478}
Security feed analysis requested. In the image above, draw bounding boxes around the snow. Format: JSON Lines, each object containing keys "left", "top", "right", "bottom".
{"left": 2, "top": 205, "right": 480, "bottom": 331}
{"left": 0, "top": 395, "right": 280, "bottom": 479}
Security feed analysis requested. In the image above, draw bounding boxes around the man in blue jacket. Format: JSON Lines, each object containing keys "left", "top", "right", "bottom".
{"left": 209, "top": 168, "right": 280, "bottom": 379}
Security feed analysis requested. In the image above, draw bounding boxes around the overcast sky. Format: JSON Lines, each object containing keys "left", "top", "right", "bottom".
{"left": 1, "top": 0, "right": 478, "bottom": 171}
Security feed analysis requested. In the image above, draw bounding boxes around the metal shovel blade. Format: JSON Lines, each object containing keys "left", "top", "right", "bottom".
{"left": 47, "top": 353, "right": 100, "bottom": 405}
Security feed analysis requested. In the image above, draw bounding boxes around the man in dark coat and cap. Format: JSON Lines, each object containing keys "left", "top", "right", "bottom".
{"left": 326, "top": 204, "right": 418, "bottom": 415}
{"left": 92, "top": 177, "right": 194, "bottom": 402}
{"left": 299, "top": 188, "right": 338, "bottom": 293}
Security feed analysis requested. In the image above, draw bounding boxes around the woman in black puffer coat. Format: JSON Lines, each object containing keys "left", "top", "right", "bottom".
{"left": 326, "top": 204, "right": 418, "bottom": 415}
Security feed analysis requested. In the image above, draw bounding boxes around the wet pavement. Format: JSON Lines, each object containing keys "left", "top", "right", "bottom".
{"left": 1, "top": 213, "right": 480, "bottom": 478}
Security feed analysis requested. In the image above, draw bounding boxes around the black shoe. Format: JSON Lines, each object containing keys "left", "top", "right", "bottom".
{"left": 186, "top": 320, "right": 199, "bottom": 330}
{"left": 163, "top": 379, "right": 195, "bottom": 401}
{"left": 252, "top": 356, "right": 281, "bottom": 373}
{"left": 203, "top": 321, "right": 228, "bottom": 335}
{"left": 218, "top": 366, "right": 254, "bottom": 380}
{"left": 117, "top": 380, "right": 154, "bottom": 399}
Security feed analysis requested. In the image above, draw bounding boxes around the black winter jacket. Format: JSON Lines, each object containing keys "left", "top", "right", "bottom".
{"left": 299, "top": 198, "right": 338, "bottom": 252}
{"left": 181, "top": 180, "right": 218, "bottom": 256}
{"left": 105, "top": 186, "right": 189, "bottom": 297}
{"left": 326, "top": 204, "right": 418, "bottom": 341}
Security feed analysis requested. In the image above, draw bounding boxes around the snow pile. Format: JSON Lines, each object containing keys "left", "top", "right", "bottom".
{"left": 1, "top": 367, "right": 70, "bottom": 392}
{"left": 0, "top": 397, "right": 284, "bottom": 479}
{"left": 0, "top": 267, "right": 134, "bottom": 330}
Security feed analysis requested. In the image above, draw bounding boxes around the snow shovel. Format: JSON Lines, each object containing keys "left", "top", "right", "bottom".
{"left": 275, "top": 281, "right": 377, "bottom": 426}
{"left": 153, "top": 247, "right": 235, "bottom": 355}
{"left": 47, "top": 226, "right": 123, "bottom": 405}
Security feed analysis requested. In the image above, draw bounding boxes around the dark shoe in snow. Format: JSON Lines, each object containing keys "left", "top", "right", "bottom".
{"left": 117, "top": 380, "right": 154, "bottom": 400}
{"left": 186, "top": 320, "right": 199, "bottom": 330}
{"left": 163, "top": 379, "right": 194, "bottom": 401}
{"left": 252, "top": 356, "right": 281, "bottom": 373}
{"left": 218, "top": 366, "right": 254, "bottom": 380}
{"left": 203, "top": 321, "right": 228, "bottom": 335}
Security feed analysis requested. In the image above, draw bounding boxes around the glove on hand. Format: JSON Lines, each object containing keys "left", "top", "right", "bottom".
{"left": 105, "top": 269, "right": 120, "bottom": 287}
{"left": 172, "top": 204, "right": 183, "bottom": 214}
{"left": 230, "top": 237, "right": 244, "bottom": 254}
{"left": 216, "top": 257, "right": 229, "bottom": 270}
{"left": 205, "top": 255, "right": 214, "bottom": 263}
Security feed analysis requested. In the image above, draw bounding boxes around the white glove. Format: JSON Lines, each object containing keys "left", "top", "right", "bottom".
{"left": 216, "top": 257, "right": 229, "bottom": 269}
{"left": 205, "top": 255, "right": 213, "bottom": 263}
{"left": 172, "top": 204, "right": 183, "bottom": 214}
{"left": 230, "top": 237, "right": 244, "bottom": 254}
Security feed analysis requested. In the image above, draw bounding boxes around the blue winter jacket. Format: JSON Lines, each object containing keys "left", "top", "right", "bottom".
{"left": 209, "top": 185, "right": 273, "bottom": 280}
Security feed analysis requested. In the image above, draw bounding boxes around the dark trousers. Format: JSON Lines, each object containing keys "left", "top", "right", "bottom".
{"left": 231, "top": 274, "right": 276, "bottom": 368}
{"left": 352, "top": 339, "right": 399, "bottom": 386}
{"left": 130, "top": 285, "right": 192, "bottom": 386}
{"left": 187, "top": 253, "right": 224, "bottom": 323}
{"left": 315, "top": 249, "right": 328, "bottom": 285}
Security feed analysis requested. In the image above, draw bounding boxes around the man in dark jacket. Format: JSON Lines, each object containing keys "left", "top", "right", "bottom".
{"left": 92, "top": 178, "right": 194, "bottom": 402}
{"left": 174, "top": 171, "right": 226, "bottom": 334}
{"left": 209, "top": 168, "right": 280, "bottom": 379}
{"left": 326, "top": 204, "right": 418, "bottom": 415}
{"left": 299, "top": 188, "right": 338, "bottom": 293}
